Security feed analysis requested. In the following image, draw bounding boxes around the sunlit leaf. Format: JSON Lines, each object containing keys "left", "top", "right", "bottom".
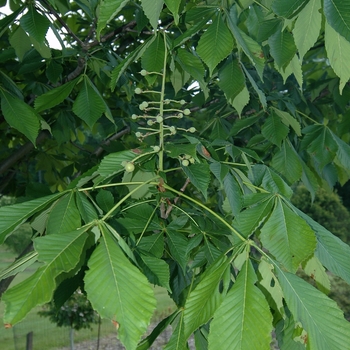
{"left": 260, "top": 198, "right": 316, "bottom": 272}
{"left": 208, "top": 260, "right": 273, "bottom": 350}
{"left": 3, "top": 228, "right": 89, "bottom": 325}
{"left": 276, "top": 265, "right": 350, "bottom": 349}
{"left": 0, "top": 193, "right": 65, "bottom": 244}
{"left": 85, "top": 224, "right": 156, "bottom": 350}
{"left": 324, "top": 0, "right": 350, "bottom": 41}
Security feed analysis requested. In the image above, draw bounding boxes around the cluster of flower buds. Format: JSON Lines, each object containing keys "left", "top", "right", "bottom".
{"left": 131, "top": 70, "right": 196, "bottom": 142}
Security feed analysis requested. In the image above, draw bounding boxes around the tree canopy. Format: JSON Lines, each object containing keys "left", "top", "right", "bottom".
{"left": 1, "top": 0, "right": 350, "bottom": 349}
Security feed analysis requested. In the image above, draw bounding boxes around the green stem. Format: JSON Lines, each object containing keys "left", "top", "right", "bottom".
{"left": 101, "top": 176, "right": 159, "bottom": 221}
{"left": 158, "top": 31, "right": 168, "bottom": 172}
{"left": 163, "top": 184, "right": 246, "bottom": 242}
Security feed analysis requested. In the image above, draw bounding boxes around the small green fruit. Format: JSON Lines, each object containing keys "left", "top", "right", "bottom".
{"left": 140, "top": 69, "right": 148, "bottom": 76}
{"left": 125, "top": 162, "right": 135, "bottom": 172}
{"left": 182, "top": 159, "right": 189, "bottom": 167}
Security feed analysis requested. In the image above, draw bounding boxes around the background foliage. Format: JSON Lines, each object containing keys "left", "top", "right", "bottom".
{"left": 1, "top": 0, "right": 350, "bottom": 349}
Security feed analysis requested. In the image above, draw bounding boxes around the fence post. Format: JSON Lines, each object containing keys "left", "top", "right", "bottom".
{"left": 26, "top": 331, "right": 33, "bottom": 350}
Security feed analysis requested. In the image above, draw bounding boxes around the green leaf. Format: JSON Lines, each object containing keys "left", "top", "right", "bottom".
{"left": 97, "top": 149, "right": 138, "bottom": 180}
{"left": 1, "top": 90, "right": 41, "bottom": 145}
{"left": 208, "top": 260, "right": 273, "bottom": 350}
{"left": 46, "top": 192, "right": 81, "bottom": 235}
{"left": 227, "top": 8, "right": 265, "bottom": 79}
{"left": 164, "top": 0, "right": 181, "bottom": 24}
{"left": 110, "top": 35, "right": 156, "bottom": 90}
{"left": 20, "top": 5, "right": 50, "bottom": 43}
{"left": 272, "top": 107, "right": 301, "bottom": 136}
{"left": 85, "top": 224, "right": 156, "bottom": 350}
{"left": 176, "top": 49, "right": 205, "bottom": 83}
{"left": 230, "top": 114, "right": 261, "bottom": 136}
{"left": 196, "top": 13, "right": 234, "bottom": 75}
{"left": 0, "top": 193, "right": 64, "bottom": 244}
{"left": 233, "top": 195, "right": 274, "bottom": 238}
{"left": 295, "top": 207, "right": 350, "bottom": 285}
{"left": 34, "top": 79, "right": 77, "bottom": 112}
{"left": 241, "top": 64, "right": 267, "bottom": 109}
{"left": 268, "top": 27, "right": 297, "bottom": 70}
{"left": 166, "top": 227, "right": 189, "bottom": 273}
{"left": 141, "top": 254, "right": 170, "bottom": 291}
{"left": 252, "top": 165, "right": 293, "bottom": 198}
{"left": 164, "top": 312, "right": 187, "bottom": 350}
{"left": 260, "top": 198, "right": 316, "bottom": 272}
{"left": 9, "top": 26, "right": 31, "bottom": 61}
{"left": 271, "top": 141, "right": 303, "bottom": 184}
{"left": 3, "top": 228, "right": 89, "bottom": 325}
{"left": 302, "top": 125, "right": 338, "bottom": 170}
{"left": 96, "top": 189, "right": 114, "bottom": 213}
{"left": 141, "top": 0, "right": 164, "bottom": 30}
{"left": 231, "top": 85, "right": 250, "bottom": 116}
{"left": 218, "top": 56, "right": 245, "bottom": 103}
{"left": 325, "top": 21, "right": 350, "bottom": 93}
{"left": 96, "top": 0, "right": 129, "bottom": 39}
{"left": 223, "top": 173, "right": 242, "bottom": 216}
{"left": 210, "top": 162, "right": 229, "bottom": 184}
{"left": 271, "top": 0, "right": 309, "bottom": 19}
{"left": 303, "top": 256, "right": 330, "bottom": 294}
{"left": 0, "top": 7, "right": 23, "bottom": 38}
{"left": 276, "top": 266, "right": 350, "bottom": 350}
{"left": 258, "top": 258, "right": 284, "bottom": 314}
{"left": 261, "top": 113, "right": 289, "bottom": 147}
{"left": 0, "top": 251, "right": 38, "bottom": 281}
{"left": 165, "top": 142, "right": 198, "bottom": 159}
{"left": 141, "top": 33, "right": 165, "bottom": 76}
{"left": 293, "top": 0, "right": 322, "bottom": 60}
{"left": 330, "top": 131, "right": 350, "bottom": 172}
{"left": 173, "top": 11, "right": 215, "bottom": 48}
{"left": 72, "top": 76, "right": 106, "bottom": 129}
{"left": 119, "top": 204, "right": 162, "bottom": 234}
{"left": 137, "top": 312, "right": 177, "bottom": 350}
{"left": 75, "top": 191, "right": 98, "bottom": 224}
{"left": 324, "top": 0, "right": 350, "bottom": 42}
{"left": 137, "top": 232, "right": 164, "bottom": 258}
{"left": 182, "top": 163, "right": 210, "bottom": 200}
{"left": 184, "top": 256, "right": 230, "bottom": 338}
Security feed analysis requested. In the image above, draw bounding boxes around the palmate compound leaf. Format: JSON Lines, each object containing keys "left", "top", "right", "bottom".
{"left": 3, "top": 227, "right": 89, "bottom": 326}
{"left": 275, "top": 265, "right": 350, "bottom": 350}
{"left": 196, "top": 12, "right": 234, "bottom": 76}
{"left": 208, "top": 260, "right": 273, "bottom": 350}
{"left": 183, "top": 255, "right": 230, "bottom": 339}
{"left": 260, "top": 198, "right": 316, "bottom": 272}
{"left": 84, "top": 224, "right": 156, "bottom": 350}
{"left": 0, "top": 192, "right": 65, "bottom": 244}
